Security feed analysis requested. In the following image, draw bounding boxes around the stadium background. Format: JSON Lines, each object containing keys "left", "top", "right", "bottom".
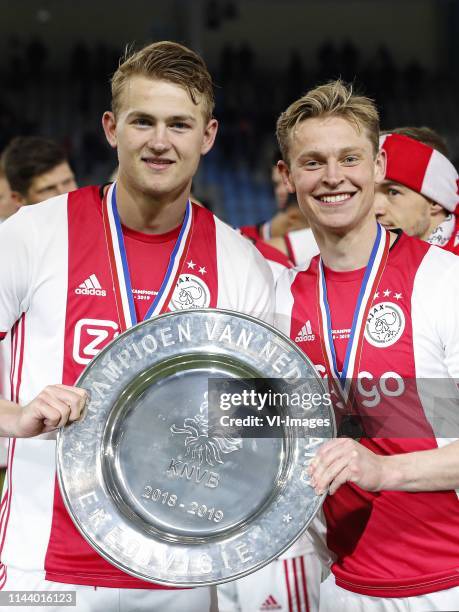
{"left": 1, "top": 0, "right": 458, "bottom": 226}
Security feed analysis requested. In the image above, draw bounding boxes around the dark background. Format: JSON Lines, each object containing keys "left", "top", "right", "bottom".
{"left": 1, "top": 0, "right": 458, "bottom": 225}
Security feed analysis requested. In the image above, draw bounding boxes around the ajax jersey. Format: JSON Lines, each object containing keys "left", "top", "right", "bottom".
{"left": 276, "top": 232, "right": 459, "bottom": 598}
{"left": 0, "top": 186, "right": 274, "bottom": 588}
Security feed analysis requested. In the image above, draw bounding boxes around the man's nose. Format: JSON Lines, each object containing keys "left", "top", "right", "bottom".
{"left": 322, "top": 160, "right": 344, "bottom": 187}
{"left": 147, "top": 126, "right": 170, "bottom": 152}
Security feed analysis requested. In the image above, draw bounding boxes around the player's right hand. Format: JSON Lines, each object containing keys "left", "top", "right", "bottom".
{"left": 15, "top": 385, "right": 88, "bottom": 437}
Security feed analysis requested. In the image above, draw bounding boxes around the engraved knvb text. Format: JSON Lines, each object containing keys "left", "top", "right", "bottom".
{"left": 167, "top": 458, "right": 220, "bottom": 488}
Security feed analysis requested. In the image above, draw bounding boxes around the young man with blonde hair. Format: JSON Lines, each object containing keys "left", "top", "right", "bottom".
{"left": 275, "top": 80, "right": 459, "bottom": 611}
{"left": 375, "top": 127, "right": 459, "bottom": 254}
{"left": 0, "top": 41, "right": 273, "bottom": 611}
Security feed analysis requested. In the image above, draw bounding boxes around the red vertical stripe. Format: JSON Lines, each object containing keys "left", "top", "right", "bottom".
{"left": 352, "top": 233, "right": 391, "bottom": 390}
{"left": 300, "top": 556, "right": 310, "bottom": 612}
{"left": 0, "top": 439, "right": 16, "bottom": 571}
{"left": 0, "top": 563, "right": 6, "bottom": 589}
{"left": 292, "top": 557, "right": 301, "bottom": 612}
{"left": 101, "top": 190, "right": 126, "bottom": 332}
{"left": 0, "top": 441, "right": 11, "bottom": 526}
{"left": 0, "top": 314, "right": 24, "bottom": 587}
{"left": 14, "top": 317, "right": 25, "bottom": 404}
{"left": 283, "top": 558, "right": 293, "bottom": 612}
{"left": 158, "top": 214, "right": 195, "bottom": 315}
{"left": 9, "top": 321, "right": 18, "bottom": 402}
{"left": 284, "top": 234, "right": 296, "bottom": 266}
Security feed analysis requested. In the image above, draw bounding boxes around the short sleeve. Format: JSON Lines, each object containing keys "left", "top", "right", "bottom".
{"left": 241, "top": 242, "right": 275, "bottom": 325}
{"left": 0, "top": 209, "right": 36, "bottom": 337}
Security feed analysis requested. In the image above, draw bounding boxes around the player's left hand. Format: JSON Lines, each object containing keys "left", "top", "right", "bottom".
{"left": 308, "top": 438, "right": 386, "bottom": 495}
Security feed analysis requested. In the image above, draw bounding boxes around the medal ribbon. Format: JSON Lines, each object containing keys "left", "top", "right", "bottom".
{"left": 317, "top": 223, "right": 390, "bottom": 406}
{"left": 102, "top": 182, "right": 193, "bottom": 332}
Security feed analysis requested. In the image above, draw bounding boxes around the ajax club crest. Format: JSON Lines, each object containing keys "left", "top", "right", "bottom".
{"left": 365, "top": 301, "right": 405, "bottom": 348}
{"left": 169, "top": 273, "right": 211, "bottom": 311}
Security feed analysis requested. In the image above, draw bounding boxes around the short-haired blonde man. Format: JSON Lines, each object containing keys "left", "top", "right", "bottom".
{"left": 375, "top": 127, "right": 459, "bottom": 254}
{"left": 0, "top": 41, "right": 273, "bottom": 612}
{"left": 275, "top": 80, "right": 459, "bottom": 612}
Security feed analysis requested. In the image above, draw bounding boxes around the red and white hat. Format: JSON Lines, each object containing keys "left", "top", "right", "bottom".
{"left": 380, "top": 133, "right": 459, "bottom": 213}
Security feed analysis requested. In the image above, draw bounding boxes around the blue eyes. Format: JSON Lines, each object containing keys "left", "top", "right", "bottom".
{"left": 133, "top": 118, "right": 151, "bottom": 126}
{"left": 132, "top": 119, "right": 190, "bottom": 130}
{"left": 303, "top": 156, "right": 359, "bottom": 168}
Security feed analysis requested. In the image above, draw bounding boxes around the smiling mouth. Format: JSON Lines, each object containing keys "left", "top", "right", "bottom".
{"left": 315, "top": 192, "right": 356, "bottom": 204}
{"left": 142, "top": 158, "right": 175, "bottom": 169}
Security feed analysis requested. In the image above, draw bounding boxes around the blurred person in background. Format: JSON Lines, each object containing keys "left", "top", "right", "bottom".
{"left": 0, "top": 164, "right": 18, "bottom": 222}
{"left": 239, "top": 155, "right": 313, "bottom": 276}
{"left": 240, "top": 154, "right": 309, "bottom": 241}
{"left": 375, "top": 127, "right": 459, "bottom": 255}
{"left": 268, "top": 192, "right": 319, "bottom": 268}
{"left": 238, "top": 156, "right": 301, "bottom": 279}
{"left": 2, "top": 136, "right": 77, "bottom": 206}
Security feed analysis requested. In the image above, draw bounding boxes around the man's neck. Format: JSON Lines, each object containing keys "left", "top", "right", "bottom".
{"left": 312, "top": 215, "right": 391, "bottom": 271}
{"left": 420, "top": 209, "right": 449, "bottom": 243}
{"left": 114, "top": 178, "right": 190, "bottom": 235}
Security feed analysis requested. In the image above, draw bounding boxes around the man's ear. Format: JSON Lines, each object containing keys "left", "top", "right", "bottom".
{"left": 374, "top": 148, "right": 387, "bottom": 184}
{"left": 11, "top": 191, "right": 25, "bottom": 206}
{"left": 201, "top": 118, "right": 218, "bottom": 155}
{"left": 102, "top": 111, "right": 118, "bottom": 149}
{"left": 429, "top": 200, "right": 447, "bottom": 217}
{"left": 277, "top": 160, "right": 296, "bottom": 193}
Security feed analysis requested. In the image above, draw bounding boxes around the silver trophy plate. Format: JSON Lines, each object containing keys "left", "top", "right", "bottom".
{"left": 57, "top": 309, "right": 335, "bottom": 586}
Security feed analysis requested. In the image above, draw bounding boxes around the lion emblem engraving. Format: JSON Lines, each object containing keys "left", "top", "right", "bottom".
{"left": 170, "top": 392, "right": 242, "bottom": 466}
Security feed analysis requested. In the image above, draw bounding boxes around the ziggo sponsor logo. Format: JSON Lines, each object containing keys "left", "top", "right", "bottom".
{"left": 315, "top": 364, "right": 405, "bottom": 408}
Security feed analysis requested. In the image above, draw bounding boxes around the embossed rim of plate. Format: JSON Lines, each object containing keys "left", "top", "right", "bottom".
{"left": 57, "top": 309, "right": 335, "bottom": 586}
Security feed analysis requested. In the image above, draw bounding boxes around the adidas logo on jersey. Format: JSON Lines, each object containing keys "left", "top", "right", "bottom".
{"left": 75, "top": 274, "right": 106, "bottom": 296}
{"left": 260, "top": 595, "right": 282, "bottom": 610}
{"left": 295, "top": 320, "right": 315, "bottom": 342}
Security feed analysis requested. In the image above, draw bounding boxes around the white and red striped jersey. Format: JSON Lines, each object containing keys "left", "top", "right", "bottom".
{"left": 218, "top": 551, "right": 322, "bottom": 612}
{"left": 239, "top": 222, "right": 272, "bottom": 242}
{"left": 275, "top": 233, "right": 459, "bottom": 598}
{"left": 238, "top": 233, "right": 293, "bottom": 282}
{"left": 0, "top": 186, "right": 274, "bottom": 589}
{"left": 284, "top": 228, "right": 319, "bottom": 268}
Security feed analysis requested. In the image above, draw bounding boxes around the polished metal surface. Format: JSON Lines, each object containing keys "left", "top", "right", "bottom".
{"left": 57, "top": 309, "right": 335, "bottom": 586}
